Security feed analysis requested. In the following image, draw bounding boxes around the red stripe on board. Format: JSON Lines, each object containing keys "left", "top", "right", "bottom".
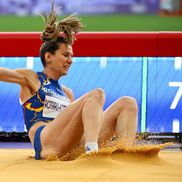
{"left": 0, "top": 32, "right": 181, "bottom": 57}
{"left": 158, "top": 32, "right": 182, "bottom": 56}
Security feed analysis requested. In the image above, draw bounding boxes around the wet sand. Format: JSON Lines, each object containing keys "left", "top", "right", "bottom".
{"left": 0, "top": 145, "right": 182, "bottom": 182}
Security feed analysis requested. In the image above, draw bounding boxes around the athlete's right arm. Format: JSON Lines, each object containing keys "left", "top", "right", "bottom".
{"left": 0, "top": 68, "right": 39, "bottom": 92}
{"left": 0, "top": 67, "right": 26, "bottom": 85}
{"left": 0, "top": 67, "right": 40, "bottom": 105}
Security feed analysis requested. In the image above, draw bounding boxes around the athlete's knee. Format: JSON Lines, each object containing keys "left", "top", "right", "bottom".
{"left": 119, "top": 96, "right": 138, "bottom": 113}
{"left": 90, "top": 88, "right": 105, "bottom": 105}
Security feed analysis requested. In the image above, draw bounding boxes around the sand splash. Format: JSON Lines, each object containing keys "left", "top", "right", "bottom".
{"left": 46, "top": 141, "right": 174, "bottom": 161}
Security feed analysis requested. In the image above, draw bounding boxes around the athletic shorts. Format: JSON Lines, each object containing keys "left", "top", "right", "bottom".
{"left": 34, "top": 125, "right": 46, "bottom": 160}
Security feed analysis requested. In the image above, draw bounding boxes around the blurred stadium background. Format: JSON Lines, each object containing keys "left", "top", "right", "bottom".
{"left": 0, "top": 0, "right": 182, "bottom": 144}
{"left": 0, "top": 0, "right": 182, "bottom": 31}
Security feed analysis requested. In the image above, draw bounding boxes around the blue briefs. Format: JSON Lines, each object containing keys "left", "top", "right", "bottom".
{"left": 34, "top": 125, "right": 46, "bottom": 160}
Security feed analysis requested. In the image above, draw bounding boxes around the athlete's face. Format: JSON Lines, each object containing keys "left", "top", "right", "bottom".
{"left": 46, "top": 43, "right": 73, "bottom": 75}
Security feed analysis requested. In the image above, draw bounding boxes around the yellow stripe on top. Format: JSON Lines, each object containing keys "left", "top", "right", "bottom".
{"left": 37, "top": 90, "right": 44, "bottom": 103}
{"left": 24, "top": 102, "right": 43, "bottom": 112}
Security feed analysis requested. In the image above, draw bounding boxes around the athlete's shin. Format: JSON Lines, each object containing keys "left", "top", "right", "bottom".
{"left": 82, "top": 92, "right": 104, "bottom": 152}
{"left": 116, "top": 103, "right": 138, "bottom": 145}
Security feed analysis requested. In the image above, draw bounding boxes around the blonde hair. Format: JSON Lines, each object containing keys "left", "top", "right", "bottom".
{"left": 40, "top": 3, "right": 84, "bottom": 45}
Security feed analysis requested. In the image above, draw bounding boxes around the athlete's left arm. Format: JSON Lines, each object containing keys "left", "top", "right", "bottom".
{"left": 62, "top": 85, "right": 74, "bottom": 102}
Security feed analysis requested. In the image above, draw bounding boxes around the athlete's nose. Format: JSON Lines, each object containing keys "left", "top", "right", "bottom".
{"left": 67, "top": 57, "right": 73, "bottom": 64}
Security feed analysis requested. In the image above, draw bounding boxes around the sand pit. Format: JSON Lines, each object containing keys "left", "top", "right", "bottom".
{"left": 0, "top": 144, "right": 182, "bottom": 182}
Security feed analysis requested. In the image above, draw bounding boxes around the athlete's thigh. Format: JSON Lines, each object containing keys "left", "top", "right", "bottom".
{"left": 40, "top": 92, "right": 91, "bottom": 153}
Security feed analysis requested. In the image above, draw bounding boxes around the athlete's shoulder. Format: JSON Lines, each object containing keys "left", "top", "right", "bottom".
{"left": 16, "top": 69, "right": 37, "bottom": 77}
{"left": 62, "top": 85, "right": 74, "bottom": 102}
{"left": 16, "top": 69, "right": 39, "bottom": 81}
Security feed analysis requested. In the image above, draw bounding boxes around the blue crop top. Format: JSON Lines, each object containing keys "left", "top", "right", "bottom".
{"left": 22, "top": 72, "right": 70, "bottom": 132}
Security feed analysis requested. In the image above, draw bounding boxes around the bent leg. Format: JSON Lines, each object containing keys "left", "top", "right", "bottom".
{"left": 99, "top": 96, "right": 138, "bottom": 145}
{"left": 40, "top": 88, "right": 105, "bottom": 158}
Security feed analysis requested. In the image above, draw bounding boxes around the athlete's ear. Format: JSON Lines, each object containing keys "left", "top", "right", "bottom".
{"left": 45, "top": 52, "right": 52, "bottom": 64}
